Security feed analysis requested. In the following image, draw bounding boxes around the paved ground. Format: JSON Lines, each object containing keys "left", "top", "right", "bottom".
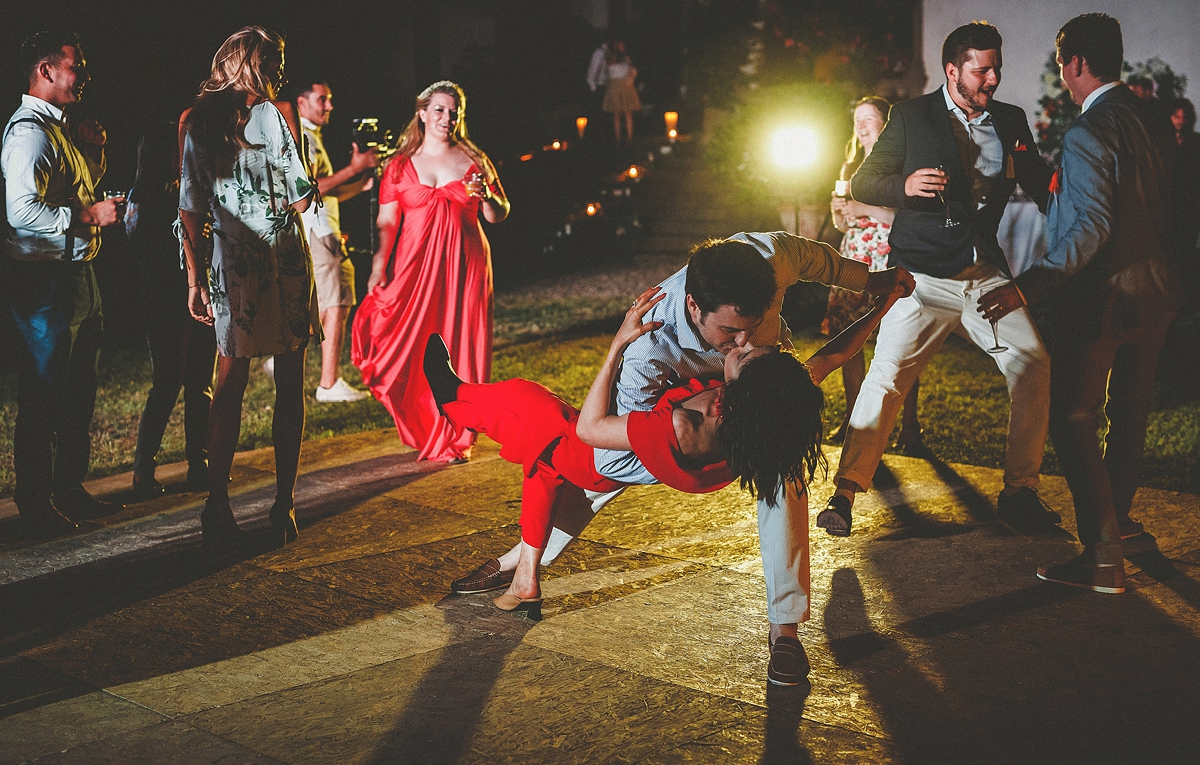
{"left": 1, "top": 428, "right": 1199, "bottom": 764}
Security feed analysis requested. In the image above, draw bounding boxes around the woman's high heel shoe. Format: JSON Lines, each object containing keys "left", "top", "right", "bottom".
{"left": 269, "top": 501, "right": 299, "bottom": 547}
{"left": 201, "top": 498, "right": 245, "bottom": 548}
{"left": 493, "top": 592, "right": 543, "bottom": 620}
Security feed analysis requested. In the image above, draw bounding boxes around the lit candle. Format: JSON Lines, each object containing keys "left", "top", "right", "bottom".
{"left": 664, "top": 111, "right": 678, "bottom": 138}
{"left": 576, "top": 116, "right": 588, "bottom": 138}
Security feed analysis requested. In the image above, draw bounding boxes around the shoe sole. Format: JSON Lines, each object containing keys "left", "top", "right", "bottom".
{"left": 767, "top": 675, "right": 810, "bottom": 687}
{"left": 451, "top": 583, "right": 512, "bottom": 595}
{"left": 1036, "top": 571, "right": 1125, "bottom": 594}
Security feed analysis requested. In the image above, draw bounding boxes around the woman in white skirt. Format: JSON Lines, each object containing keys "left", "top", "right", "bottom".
{"left": 602, "top": 40, "right": 641, "bottom": 146}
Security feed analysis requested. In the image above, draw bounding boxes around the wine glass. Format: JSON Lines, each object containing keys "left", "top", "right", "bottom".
{"left": 933, "top": 165, "right": 959, "bottom": 228}
{"left": 985, "top": 318, "right": 1008, "bottom": 354}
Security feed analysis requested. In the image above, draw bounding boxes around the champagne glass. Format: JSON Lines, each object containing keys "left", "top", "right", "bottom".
{"left": 933, "top": 165, "right": 959, "bottom": 228}
{"left": 986, "top": 317, "right": 1008, "bottom": 354}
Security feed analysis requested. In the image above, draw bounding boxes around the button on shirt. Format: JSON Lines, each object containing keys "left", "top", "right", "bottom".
{"left": 594, "top": 231, "right": 869, "bottom": 484}
{"left": 299, "top": 117, "right": 339, "bottom": 238}
{"left": 2, "top": 94, "right": 104, "bottom": 261}
{"left": 942, "top": 84, "right": 1003, "bottom": 210}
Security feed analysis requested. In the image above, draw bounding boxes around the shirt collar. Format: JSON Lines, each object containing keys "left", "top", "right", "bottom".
{"left": 299, "top": 116, "right": 320, "bottom": 132}
{"left": 21, "top": 94, "right": 64, "bottom": 123}
{"left": 1081, "top": 81, "right": 1121, "bottom": 113}
{"left": 942, "top": 84, "right": 990, "bottom": 125}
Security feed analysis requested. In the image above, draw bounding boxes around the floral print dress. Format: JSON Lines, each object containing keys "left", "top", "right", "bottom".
{"left": 820, "top": 214, "right": 892, "bottom": 336}
{"left": 180, "top": 101, "right": 318, "bottom": 357}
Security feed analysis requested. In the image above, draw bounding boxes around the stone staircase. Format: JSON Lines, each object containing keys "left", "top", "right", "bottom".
{"left": 635, "top": 139, "right": 782, "bottom": 256}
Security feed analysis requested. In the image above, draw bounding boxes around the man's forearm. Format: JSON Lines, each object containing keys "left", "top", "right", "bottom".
{"left": 315, "top": 165, "right": 370, "bottom": 199}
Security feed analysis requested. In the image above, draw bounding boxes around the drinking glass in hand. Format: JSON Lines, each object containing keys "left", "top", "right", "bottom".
{"left": 834, "top": 180, "right": 849, "bottom": 198}
{"left": 933, "top": 166, "right": 959, "bottom": 228}
{"left": 985, "top": 317, "right": 1008, "bottom": 354}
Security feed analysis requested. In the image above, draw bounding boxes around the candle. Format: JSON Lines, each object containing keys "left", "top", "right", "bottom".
{"left": 576, "top": 116, "right": 588, "bottom": 138}
{"left": 664, "top": 111, "right": 678, "bottom": 137}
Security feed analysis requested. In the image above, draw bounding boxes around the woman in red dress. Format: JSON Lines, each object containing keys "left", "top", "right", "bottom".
{"left": 353, "top": 81, "right": 509, "bottom": 462}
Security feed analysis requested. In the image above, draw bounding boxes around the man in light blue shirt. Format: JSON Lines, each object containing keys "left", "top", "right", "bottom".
{"left": 2, "top": 30, "right": 125, "bottom": 537}
{"left": 453, "top": 232, "right": 912, "bottom": 685}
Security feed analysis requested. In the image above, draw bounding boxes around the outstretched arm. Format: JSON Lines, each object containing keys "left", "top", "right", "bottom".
{"left": 804, "top": 283, "right": 905, "bottom": 384}
{"left": 576, "top": 288, "right": 665, "bottom": 449}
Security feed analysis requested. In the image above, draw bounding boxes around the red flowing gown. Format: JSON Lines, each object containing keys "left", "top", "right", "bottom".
{"left": 352, "top": 155, "right": 493, "bottom": 461}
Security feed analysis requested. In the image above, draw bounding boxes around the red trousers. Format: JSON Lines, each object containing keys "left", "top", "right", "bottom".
{"left": 443, "top": 379, "right": 625, "bottom": 547}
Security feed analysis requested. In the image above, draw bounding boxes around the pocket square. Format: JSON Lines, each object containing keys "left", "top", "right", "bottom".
{"left": 1013, "top": 142, "right": 1029, "bottom": 152}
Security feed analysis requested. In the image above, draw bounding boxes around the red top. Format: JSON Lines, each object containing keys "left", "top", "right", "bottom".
{"left": 627, "top": 378, "right": 735, "bottom": 493}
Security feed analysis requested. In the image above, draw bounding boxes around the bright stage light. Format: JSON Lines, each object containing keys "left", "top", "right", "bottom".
{"left": 771, "top": 126, "right": 819, "bottom": 170}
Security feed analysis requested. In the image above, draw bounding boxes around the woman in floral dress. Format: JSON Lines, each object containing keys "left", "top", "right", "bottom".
{"left": 825, "top": 97, "right": 923, "bottom": 451}
{"left": 179, "top": 27, "right": 317, "bottom": 547}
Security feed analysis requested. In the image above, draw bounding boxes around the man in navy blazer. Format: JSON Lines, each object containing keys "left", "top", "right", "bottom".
{"left": 820, "top": 22, "right": 1058, "bottom": 538}
{"left": 979, "top": 14, "right": 1180, "bottom": 593}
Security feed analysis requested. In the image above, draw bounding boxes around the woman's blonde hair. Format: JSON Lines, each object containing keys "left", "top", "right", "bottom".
{"left": 840, "top": 96, "right": 890, "bottom": 181}
{"left": 186, "top": 26, "right": 286, "bottom": 156}
{"left": 393, "top": 81, "right": 496, "bottom": 184}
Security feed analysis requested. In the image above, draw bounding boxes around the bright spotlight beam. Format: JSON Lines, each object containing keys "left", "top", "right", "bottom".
{"left": 771, "top": 126, "right": 819, "bottom": 171}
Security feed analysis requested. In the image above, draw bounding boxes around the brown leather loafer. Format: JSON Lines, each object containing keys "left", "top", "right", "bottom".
{"left": 767, "top": 635, "right": 811, "bottom": 687}
{"left": 451, "top": 558, "right": 514, "bottom": 594}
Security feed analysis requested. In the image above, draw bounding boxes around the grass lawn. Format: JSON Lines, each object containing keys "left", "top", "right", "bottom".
{"left": 1, "top": 298, "right": 1197, "bottom": 497}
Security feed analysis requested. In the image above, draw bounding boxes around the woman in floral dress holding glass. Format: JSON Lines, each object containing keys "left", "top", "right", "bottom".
{"left": 825, "top": 97, "right": 923, "bottom": 452}
{"left": 180, "top": 26, "right": 317, "bottom": 547}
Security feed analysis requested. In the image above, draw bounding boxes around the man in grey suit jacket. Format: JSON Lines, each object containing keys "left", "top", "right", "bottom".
{"left": 821, "top": 22, "right": 1058, "bottom": 538}
{"left": 979, "top": 14, "right": 1180, "bottom": 593}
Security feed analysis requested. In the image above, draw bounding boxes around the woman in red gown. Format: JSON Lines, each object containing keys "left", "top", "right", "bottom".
{"left": 353, "top": 81, "right": 509, "bottom": 462}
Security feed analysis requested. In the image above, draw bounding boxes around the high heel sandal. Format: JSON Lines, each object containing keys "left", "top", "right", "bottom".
{"left": 493, "top": 592, "right": 543, "bottom": 619}
{"left": 201, "top": 498, "right": 245, "bottom": 548}
{"left": 269, "top": 500, "right": 299, "bottom": 547}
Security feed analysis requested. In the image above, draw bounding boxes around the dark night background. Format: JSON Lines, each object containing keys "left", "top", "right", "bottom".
{"left": 0, "top": 0, "right": 919, "bottom": 361}
{"left": 0, "top": 0, "right": 702, "bottom": 357}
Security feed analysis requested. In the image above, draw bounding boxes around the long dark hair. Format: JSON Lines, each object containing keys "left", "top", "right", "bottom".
{"left": 841, "top": 96, "right": 890, "bottom": 181}
{"left": 718, "top": 350, "right": 827, "bottom": 506}
{"left": 185, "top": 26, "right": 285, "bottom": 160}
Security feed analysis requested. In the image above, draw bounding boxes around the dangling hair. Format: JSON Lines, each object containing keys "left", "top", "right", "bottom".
{"left": 392, "top": 80, "right": 497, "bottom": 184}
{"left": 185, "top": 26, "right": 286, "bottom": 160}
{"left": 841, "top": 96, "right": 890, "bottom": 181}
{"left": 717, "top": 350, "right": 827, "bottom": 506}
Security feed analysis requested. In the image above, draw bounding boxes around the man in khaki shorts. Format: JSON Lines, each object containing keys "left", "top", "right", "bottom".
{"left": 293, "top": 77, "right": 380, "bottom": 402}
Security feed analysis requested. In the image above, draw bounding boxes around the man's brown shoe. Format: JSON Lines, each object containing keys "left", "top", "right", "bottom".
{"left": 1037, "top": 555, "right": 1126, "bottom": 594}
{"left": 767, "top": 635, "right": 811, "bottom": 687}
{"left": 451, "top": 558, "right": 514, "bottom": 594}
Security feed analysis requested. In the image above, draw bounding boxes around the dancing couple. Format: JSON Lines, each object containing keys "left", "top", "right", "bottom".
{"left": 431, "top": 233, "right": 913, "bottom": 686}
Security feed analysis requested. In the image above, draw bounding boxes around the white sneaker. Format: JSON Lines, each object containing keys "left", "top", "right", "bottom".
{"left": 262, "top": 356, "right": 275, "bottom": 381}
{"left": 315, "top": 378, "right": 370, "bottom": 403}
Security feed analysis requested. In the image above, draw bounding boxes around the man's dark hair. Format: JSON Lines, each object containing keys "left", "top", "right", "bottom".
{"left": 1056, "top": 13, "right": 1123, "bottom": 83}
{"left": 718, "top": 351, "right": 826, "bottom": 506}
{"left": 941, "top": 22, "right": 1002, "bottom": 70}
{"left": 1126, "top": 74, "right": 1153, "bottom": 91}
{"left": 684, "top": 239, "right": 776, "bottom": 317}
{"left": 292, "top": 76, "right": 330, "bottom": 99}
{"left": 20, "top": 29, "right": 82, "bottom": 83}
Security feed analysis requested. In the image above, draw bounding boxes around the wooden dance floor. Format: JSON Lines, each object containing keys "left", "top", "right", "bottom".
{"left": 2, "top": 429, "right": 1199, "bottom": 763}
